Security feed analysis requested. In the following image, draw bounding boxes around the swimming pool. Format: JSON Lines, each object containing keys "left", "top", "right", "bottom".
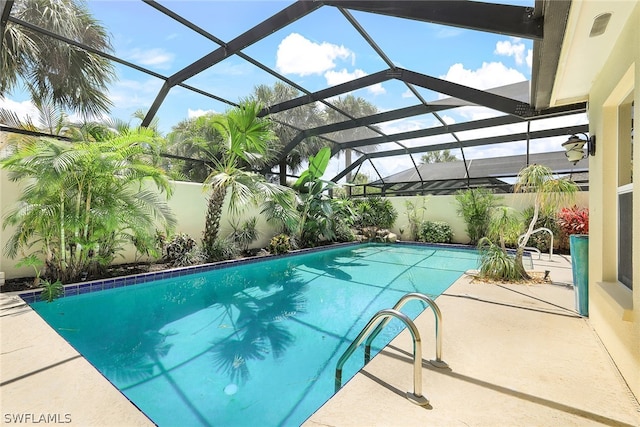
{"left": 29, "top": 243, "right": 479, "bottom": 426}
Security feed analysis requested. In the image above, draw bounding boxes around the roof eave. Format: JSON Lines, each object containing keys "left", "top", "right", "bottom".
{"left": 530, "top": 0, "right": 572, "bottom": 110}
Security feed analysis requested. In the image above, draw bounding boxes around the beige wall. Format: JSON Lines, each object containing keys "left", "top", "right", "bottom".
{"left": 1, "top": 170, "right": 587, "bottom": 279}
{"left": 586, "top": 2, "right": 639, "bottom": 400}
{"left": 387, "top": 193, "right": 588, "bottom": 244}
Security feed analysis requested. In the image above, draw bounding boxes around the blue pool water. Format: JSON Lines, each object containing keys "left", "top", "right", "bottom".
{"left": 30, "top": 243, "right": 479, "bottom": 426}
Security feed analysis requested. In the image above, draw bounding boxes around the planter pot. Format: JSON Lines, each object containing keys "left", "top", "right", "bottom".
{"left": 569, "top": 234, "right": 589, "bottom": 316}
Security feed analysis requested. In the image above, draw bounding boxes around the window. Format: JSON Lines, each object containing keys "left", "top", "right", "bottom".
{"left": 618, "top": 101, "right": 633, "bottom": 289}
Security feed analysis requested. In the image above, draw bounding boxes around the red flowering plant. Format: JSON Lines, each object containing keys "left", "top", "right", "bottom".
{"left": 557, "top": 205, "right": 589, "bottom": 236}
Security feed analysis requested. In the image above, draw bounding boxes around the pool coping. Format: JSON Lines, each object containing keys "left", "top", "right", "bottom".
{"left": 17, "top": 241, "right": 481, "bottom": 303}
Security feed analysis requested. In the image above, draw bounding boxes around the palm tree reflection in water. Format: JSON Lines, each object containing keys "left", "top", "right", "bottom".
{"left": 210, "top": 269, "right": 309, "bottom": 383}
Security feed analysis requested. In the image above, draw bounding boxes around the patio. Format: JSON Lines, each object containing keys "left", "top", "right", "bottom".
{"left": 2, "top": 254, "right": 638, "bottom": 426}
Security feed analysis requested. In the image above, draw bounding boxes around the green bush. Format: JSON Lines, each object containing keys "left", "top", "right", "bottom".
{"left": 229, "top": 217, "right": 260, "bottom": 254}
{"left": 419, "top": 221, "right": 453, "bottom": 243}
{"left": 206, "top": 237, "right": 240, "bottom": 262}
{"left": 478, "top": 238, "right": 520, "bottom": 281}
{"left": 40, "top": 279, "right": 64, "bottom": 303}
{"left": 0, "top": 129, "right": 176, "bottom": 283}
{"left": 268, "top": 234, "right": 292, "bottom": 255}
{"left": 164, "top": 233, "right": 203, "bottom": 267}
{"left": 455, "top": 188, "right": 499, "bottom": 245}
{"left": 405, "top": 197, "right": 429, "bottom": 241}
{"left": 353, "top": 196, "right": 398, "bottom": 229}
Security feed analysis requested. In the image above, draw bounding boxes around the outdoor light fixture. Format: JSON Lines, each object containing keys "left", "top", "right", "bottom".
{"left": 562, "top": 133, "right": 596, "bottom": 164}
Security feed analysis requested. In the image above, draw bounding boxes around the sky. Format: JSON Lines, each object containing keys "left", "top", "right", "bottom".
{"left": 1, "top": 0, "right": 588, "bottom": 181}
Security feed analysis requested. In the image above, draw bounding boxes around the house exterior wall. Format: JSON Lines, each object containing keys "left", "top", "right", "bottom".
{"left": 586, "top": 2, "right": 640, "bottom": 400}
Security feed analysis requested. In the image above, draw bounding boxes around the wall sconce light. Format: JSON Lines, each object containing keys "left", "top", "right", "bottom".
{"left": 562, "top": 133, "right": 596, "bottom": 164}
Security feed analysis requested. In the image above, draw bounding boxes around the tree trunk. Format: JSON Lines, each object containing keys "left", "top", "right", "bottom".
{"left": 203, "top": 186, "right": 227, "bottom": 257}
{"left": 279, "top": 159, "right": 287, "bottom": 186}
{"left": 514, "top": 246, "right": 531, "bottom": 280}
{"left": 515, "top": 199, "right": 539, "bottom": 280}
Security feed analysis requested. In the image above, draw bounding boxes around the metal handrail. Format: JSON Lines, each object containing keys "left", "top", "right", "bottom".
{"left": 518, "top": 227, "right": 554, "bottom": 261}
{"left": 364, "top": 293, "right": 447, "bottom": 368}
{"left": 334, "top": 308, "right": 429, "bottom": 406}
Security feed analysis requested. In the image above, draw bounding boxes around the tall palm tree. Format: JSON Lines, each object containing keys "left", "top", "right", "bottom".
{"left": 251, "top": 82, "right": 327, "bottom": 185}
{"left": 200, "top": 100, "right": 291, "bottom": 258}
{"left": 1, "top": 0, "right": 115, "bottom": 117}
{"left": 165, "top": 114, "right": 226, "bottom": 182}
{"left": 323, "top": 95, "right": 379, "bottom": 186}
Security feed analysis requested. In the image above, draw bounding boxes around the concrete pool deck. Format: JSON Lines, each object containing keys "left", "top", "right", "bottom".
{"left": 1, "top": 254, "right": 639, "bottom": 426}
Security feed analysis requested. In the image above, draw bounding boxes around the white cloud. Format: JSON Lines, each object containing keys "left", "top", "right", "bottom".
{"left": 188, "top": 108, "right": 216, "bottom": 118}
{"left": 324, "top": 68, "right": 385, "bottom": 95}
{"left": 401, "top": 89, "right": 414, "bottom": 99}
{"left": 0, "top": 98, "right": 39, "bottom": 125}
{"left": 125, "top": 48, "right": 174, "bottom": 69}
{"left": 495, "top": 39, "right": 526, "bottom": 65}
{"left": 526, "top": 49, "right": 533, "bottom": 68}
{"left": 441, "top": 62, "right": 526, "bottom": 91}
{"left": 108, "top": 78, "right": 164, "bottom": 109}
{"left": 436, "top": 28, "right": 463, "bottom": 39}
{"left": 441, "top": 115, "right": 456, "bottom": 125}
{"left": 325, "top": 68, "right": 366, "bottom": 86}
{"left": 368, "top": 83, "right": 386, "bottom": 95}
{"left": 276, "top": 33, "right": 354, "bottom": 76}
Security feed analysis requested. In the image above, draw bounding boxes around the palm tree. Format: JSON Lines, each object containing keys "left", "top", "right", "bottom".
{"left": 200, "top": 101, "right": 291, "bottom": 258}
{"left": 421, "top": 149, "right": 458, "bottom": 164}
{"left": 323, "top": 95, "right": 379, "bottom": 187}
{"left": 513, "top": 164, "right": 578, "bottom": 279}
{"left": 1, "top": 0, "right": 115, "bottom": 117}
{"left": 251, "top": 82, "right": 327, "bottom": 185}
{"left": 164, "top": 114, "right": 226, "bottom": 182}
{"left": 1, "top": 126, "right": 176, "bottom": 282}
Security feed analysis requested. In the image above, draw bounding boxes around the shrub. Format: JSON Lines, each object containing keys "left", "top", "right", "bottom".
{"left": 40, "top": 279, "right": 64, "bottom": 303}
{"left": 405, "top": 197, "right": 429, "bottom": 241}
{"left": 353, "top": 196, "right": 398, "bottom": 229}
{"left": 557, "top": 206, "right": 589, "bottom": 235}
{"left": 419, "top": 221, "right": 453, "bottom": 243}
{"left": 487, "top": 206, "right": 520, "bottom": 251}
{"left": 206, "top": 237, "right": 240, "bottom": 262}
{"left": 332, "top": 198, "right": 356, "bottom": 243}
{"left": 478, "top": 238, "right": 520, "bottom": 281}
{"left": 164, "top": 233, "right": 203, "bottom": 267}
{"left": 0, "top": 131, "right": 176, "bottom": 283}
{"left": 268, "top": 234, "right": 292, "bottom": 255}
{"left": 229, "top": 217, "right": 260, "bottom": 254}
{"left": 455, "top": 188, "right": 499, "bottom": 245}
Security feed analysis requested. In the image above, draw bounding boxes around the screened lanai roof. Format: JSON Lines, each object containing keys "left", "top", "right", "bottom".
{"left": 368, "top": 150, "right": 589, "bottom": 196}
{"left": 0, "top": 0, "right": 590, "bottom": 189}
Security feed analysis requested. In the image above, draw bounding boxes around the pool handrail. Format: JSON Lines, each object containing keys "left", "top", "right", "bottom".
{"left": 364, "top": 292, "right": 447, "bottom": 368}
{"left": 334, "top": 308, "right": 429, "bottom": 406}
{"left": 518, "top": 227, "right": 554, "bottom": 261}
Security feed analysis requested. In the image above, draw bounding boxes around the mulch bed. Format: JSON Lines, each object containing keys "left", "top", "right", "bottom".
{"left": 1, "top": 261, "right": 173, "bottom": 293}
